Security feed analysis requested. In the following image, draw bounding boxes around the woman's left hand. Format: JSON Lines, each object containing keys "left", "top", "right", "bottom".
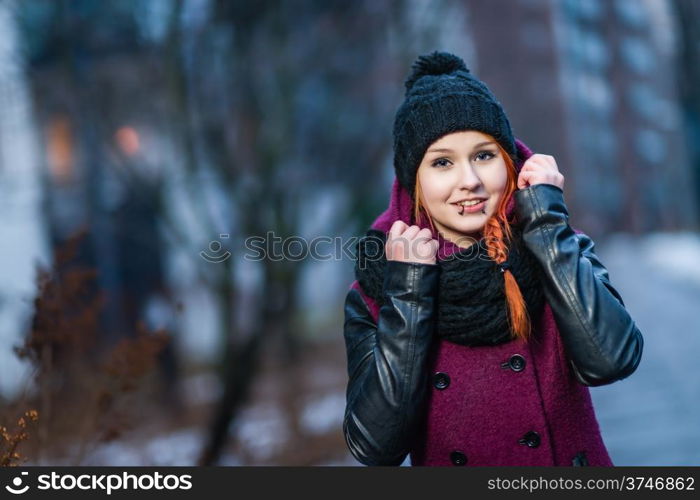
{"left": 517, "top": 154, "right": 565, "bottom": 190}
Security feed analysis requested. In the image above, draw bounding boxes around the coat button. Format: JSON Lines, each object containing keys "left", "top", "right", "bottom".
{"left": 518, "top": 431, "right": 541, "bottom": 448}
{"left": 433, "top": 372, "right": 450, "bottom": 390}
{"left": 450, "top": 450, "right": 467, "bottom": 466}
{"left": 508, "top": 354, "right": 526, "bottom": 372}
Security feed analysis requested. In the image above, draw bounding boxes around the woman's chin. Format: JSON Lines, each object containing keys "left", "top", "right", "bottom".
{"left": 450, "top": 218, "right": 486, "bottom": 235}
{"left": 439, "top": 222, "right": 484, "bottom": 243}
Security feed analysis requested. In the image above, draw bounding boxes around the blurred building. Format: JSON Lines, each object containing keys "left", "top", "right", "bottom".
{"left": 466, "top": 0, "right": 698, "bottom": 237}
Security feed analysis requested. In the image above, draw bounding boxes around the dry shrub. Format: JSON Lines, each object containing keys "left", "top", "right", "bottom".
{"left": 0, "top": 410, "right": 39, "bottom": 466}
{"left": 8, "top": 228, "right": 171, "bottom": 464}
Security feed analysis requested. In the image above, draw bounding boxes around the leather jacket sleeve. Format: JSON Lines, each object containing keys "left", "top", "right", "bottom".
{"left": 342, "top": 260, "right": 440, "bottom": 466}
{"left": 514, "top": 183, "right": 644, "bottom": 387}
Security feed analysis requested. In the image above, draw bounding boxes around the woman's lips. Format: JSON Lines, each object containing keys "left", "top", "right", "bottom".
{"left": 453, "top": 200, "right": 486, "bottom": 214}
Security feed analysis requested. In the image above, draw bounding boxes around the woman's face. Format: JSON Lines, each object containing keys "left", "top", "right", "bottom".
{"left": 417, "top": 130, "right": 509, "bottom": 247}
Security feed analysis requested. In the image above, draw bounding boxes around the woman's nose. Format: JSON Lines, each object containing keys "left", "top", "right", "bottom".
{"left": 457, "top": 162, "right": 481, "bottom": 190}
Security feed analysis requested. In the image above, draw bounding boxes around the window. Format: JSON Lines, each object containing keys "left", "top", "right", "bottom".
{"left": 619, "top": 37, "right": 653, "bottom": 75}
{"left": 613, "top": 0, "right": 648, "bottom": 29}
{"left": 635, "top": 129, "right": 666, "bottom": 163}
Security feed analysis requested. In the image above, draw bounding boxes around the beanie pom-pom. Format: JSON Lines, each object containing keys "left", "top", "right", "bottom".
{"left": 404, "top": 51, "right": 468, "bottom": 93}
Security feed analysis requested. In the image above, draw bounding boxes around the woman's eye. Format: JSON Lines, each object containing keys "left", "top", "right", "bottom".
{"left": 431, "top": 158, "right": 451, "bottom": 168}
{"left": 474, "top": 150, "right": 496, "bottom": 162}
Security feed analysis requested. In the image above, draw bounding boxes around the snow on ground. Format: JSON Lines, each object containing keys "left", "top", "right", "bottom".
{"left": 41, "top": 428, "right": 241, "bottom": 466}
{"left": 43, "top": 389, "right": 351, "bottom": 466}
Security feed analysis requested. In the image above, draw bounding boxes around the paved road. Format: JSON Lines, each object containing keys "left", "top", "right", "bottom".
{"left": 591, "top": 232, "right": 700, "bottom": 466}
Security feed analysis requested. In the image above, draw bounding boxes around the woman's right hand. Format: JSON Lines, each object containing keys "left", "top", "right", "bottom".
{"left": 386, "top": 221, "right": 439, "bottom": 265}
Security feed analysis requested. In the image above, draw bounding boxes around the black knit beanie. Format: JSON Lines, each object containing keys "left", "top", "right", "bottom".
{"left": 393, "top": 50, "right": 517, "bottom": 199}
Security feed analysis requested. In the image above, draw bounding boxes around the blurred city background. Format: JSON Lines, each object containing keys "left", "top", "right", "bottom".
{"left": 0, "top": 0, "right": 699, "bottom": 466}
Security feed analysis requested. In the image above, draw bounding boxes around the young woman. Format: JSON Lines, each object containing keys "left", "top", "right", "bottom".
{"left": 342, "top": 51, "right": 644, "bottom": 466}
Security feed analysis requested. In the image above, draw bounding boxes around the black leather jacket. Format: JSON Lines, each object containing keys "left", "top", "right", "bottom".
{"left": 342, "top": 183, "right": 644, "bottom": 466}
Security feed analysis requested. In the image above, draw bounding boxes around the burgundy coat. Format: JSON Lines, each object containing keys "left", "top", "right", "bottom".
{"left": 351, "top": 280, "right": 612, "bottom": 466}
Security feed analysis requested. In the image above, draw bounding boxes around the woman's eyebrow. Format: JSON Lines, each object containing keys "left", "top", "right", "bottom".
{"left": 426, "top": 141, "right": 496, "bottom": 155}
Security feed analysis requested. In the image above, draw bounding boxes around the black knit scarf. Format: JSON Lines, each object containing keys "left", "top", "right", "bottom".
{"left": 354, "top": 226, "right": 545, "bottom": 346}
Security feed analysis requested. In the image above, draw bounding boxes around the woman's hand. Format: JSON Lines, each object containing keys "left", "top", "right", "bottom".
{"left": 386, "top": 221, "right": 438, "bottom": 265}
{"left": 517, "top": 154, "right": 565, "bottom": 190}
